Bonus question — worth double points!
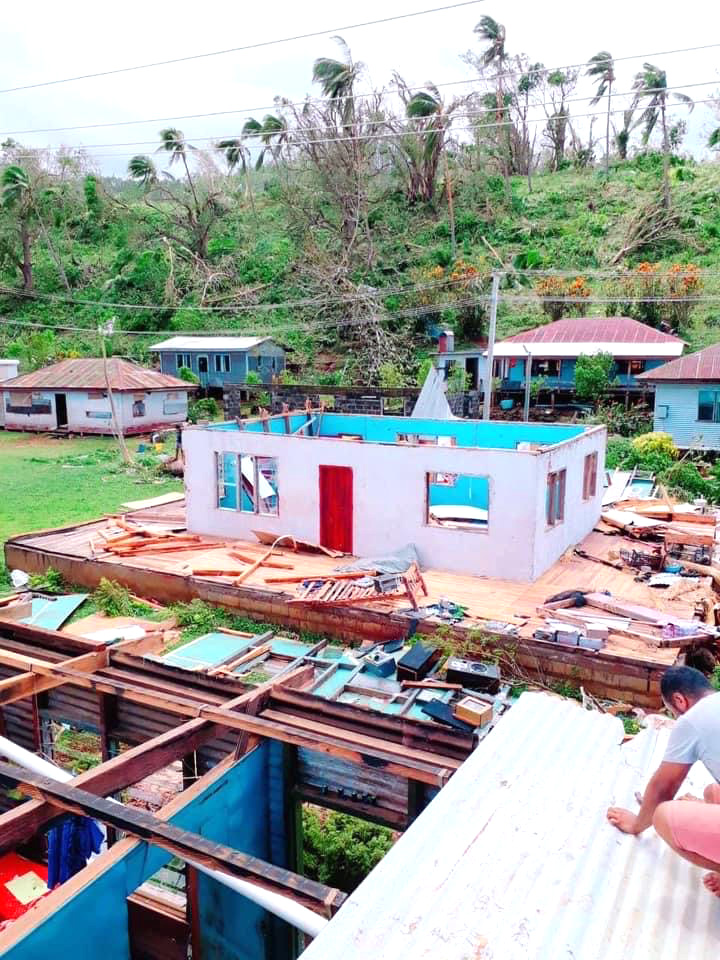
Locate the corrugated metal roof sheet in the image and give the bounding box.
[2,358,194,392]
[149,336,272,351]
[637,343,720,382]
[301,692,720,960]
[500,316,683,345]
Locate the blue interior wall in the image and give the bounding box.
[211,413,584,448]
[428,474,489,510]
[2,745,279,960]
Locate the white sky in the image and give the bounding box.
[1,0,719,176]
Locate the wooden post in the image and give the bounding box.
[100,332,132,465]
[482,272,500,421]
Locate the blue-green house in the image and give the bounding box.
[493,316,684,390]
[637,342,720,449]
[150,336,285,389]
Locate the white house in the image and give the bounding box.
[637,342,720,450]
[2,357,195,435]
[0,358,20,427]
[183,411,606,582]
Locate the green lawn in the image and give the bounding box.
[0,431,182,590]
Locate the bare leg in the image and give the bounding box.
[704,784,720,804]
[653,802,720,896]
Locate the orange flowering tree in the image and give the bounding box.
[533,275,591,321]
[614,262,702,330]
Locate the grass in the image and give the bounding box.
[0,431,181,592]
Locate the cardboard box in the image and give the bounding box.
[454,696,493,728]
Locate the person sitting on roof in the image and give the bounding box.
[607,666,720,897]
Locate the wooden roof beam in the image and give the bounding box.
[0,761,345,918]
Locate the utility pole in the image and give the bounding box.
[483,272,501,421]
[523,346,532,422]
[99,320,131,465]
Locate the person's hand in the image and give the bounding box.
[607,807,640,834]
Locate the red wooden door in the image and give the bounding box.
[319,466,353,553]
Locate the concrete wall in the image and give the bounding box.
[2,389,188,434]
[652,382,720,450]
[531,427,606,578]
[184,420,606,581]
[224,385,418,420]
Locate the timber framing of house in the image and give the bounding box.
[0,616,472,955]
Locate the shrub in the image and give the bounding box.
[245,371,262,386]
[574,352,616,402]
[588,403,654,437]
[605,437,635,469]
[28,567,66,594]
[631,432,678,461]
[659,462,710,499]
[188,396,219,423]
[302,808,394,893]
[178,366,199,384]
[93,578,146,617]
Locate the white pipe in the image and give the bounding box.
[0,735,327,938]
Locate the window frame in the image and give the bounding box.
[582,452,598,500]
[697,390,720,423]
[176,353,192,371]
[425,470,490,532]
[214,354,231,374]
[546,468,567,526]
[531,358,561,378]
[216,452,279,515]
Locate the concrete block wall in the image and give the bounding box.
[223,384,418,419]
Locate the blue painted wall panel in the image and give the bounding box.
[2,746,274,960]
[653,382,720,450]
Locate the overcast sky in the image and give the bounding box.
[2,0,718,176]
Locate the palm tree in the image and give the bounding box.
[474,16,510,195]
[406,86,457,258]
[587,51,615,175]
[127,155,157,187]
[312,36,362,127]
[242,115,288,168]
[217,137,257,217]
[157,127,200,209]
[2,164,71,293]
[633,63,693,209]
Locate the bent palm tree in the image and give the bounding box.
[127,155,157,187]
[242,115,288,168]
[157,127,200,209]
[406,86,457,258]
[217,138,257,217]
[587,51,615,175]
[3,165,70,293]
[633,63,693,208]
[474,16,510,194]
[312,36,363,127]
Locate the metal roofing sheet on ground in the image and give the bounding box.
[1,357,193,392]
[300,692,720,960]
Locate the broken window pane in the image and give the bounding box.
[426,472,488,529]
[546,469,566,525]
[239,454,256,512]
[257,457,279,516]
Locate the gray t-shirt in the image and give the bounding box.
[663,692,720,782]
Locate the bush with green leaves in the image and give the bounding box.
[631,432,678,461]
[574,352,616,402]
[302,807,394,893]
[188,396,220,423]
[588,403,654,438]
[178,366,199,384]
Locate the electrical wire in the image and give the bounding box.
[3,94,713,164]
[0,1,484,95]
[0,73,715,140]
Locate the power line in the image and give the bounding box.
[3,79,713,153]
[3,95,714,164]
[0,1,484,95]
[1,36,717,134]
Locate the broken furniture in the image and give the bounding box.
[291,562,428,610]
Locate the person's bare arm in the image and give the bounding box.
[607,762,691,835]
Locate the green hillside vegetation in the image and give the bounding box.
[1,24,719,381]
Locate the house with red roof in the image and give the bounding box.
[492,316,684,392]
[1,357,195,435]
[636,342,720,449]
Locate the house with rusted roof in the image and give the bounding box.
[492,316,684,392]
[1,357,195,435]
[637,342,720,449]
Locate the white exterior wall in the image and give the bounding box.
[531,427,606,578]
[184,424,606,581]
[2,389,188,433]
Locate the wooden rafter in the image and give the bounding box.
[0,761,345,918]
